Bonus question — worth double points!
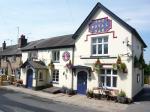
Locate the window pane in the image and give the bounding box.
[100,76,105,87]
[52,70,59,82]
[104,44,108,54]
[113,70,117,75]
[104,37,108,42]
[92,45,96,54]
[98,38,102,43]
[101,69,105,74]
[137,74,140,83]
[98,44,102,54]
[92,38,97,43]
[106,69,111,74]
[106,76,111,87]
[53,52,56,61]
[57,51,60,61]
[113,77,117,87]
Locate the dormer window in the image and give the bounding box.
[91,36,108,56]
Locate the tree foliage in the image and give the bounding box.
[144,63,150,76]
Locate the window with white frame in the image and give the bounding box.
[52,70,59,83]
[137,74,140,83]
[91,36,108,55]
[99,69,117,88]
[39,72,43,81]
[52,51,60,62]
[11,56,16,62]
[28,51,38,60]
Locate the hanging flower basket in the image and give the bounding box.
[121,63,127,73]
[93,59,102,74]
[139,53,145,69]
[134,53,145,69]
[48,60,55,70]
[65,60,73,70]
[115,56,128,73]
[113,64,117,70]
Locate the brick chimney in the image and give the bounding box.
[18,34,27,48]
[2,41,6,50]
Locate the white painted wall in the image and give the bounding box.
[21,48,73,89]
[74,9,133,98]
[132,35,144,97]
[20,7,145,99]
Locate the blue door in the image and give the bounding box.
[26,69,33,88]
[77,71,87,94]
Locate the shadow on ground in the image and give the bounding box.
[134,85,150,102]
[0,88,55,112]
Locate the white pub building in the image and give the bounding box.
[20,3,147,99]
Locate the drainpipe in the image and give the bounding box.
[71,46,75,90]
[35,69,38,90]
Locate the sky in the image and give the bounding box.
[0,0,149,63]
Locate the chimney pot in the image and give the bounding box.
[18,34,27,48]
[2,41,6,50]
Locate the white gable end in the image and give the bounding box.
[74,9,132,61]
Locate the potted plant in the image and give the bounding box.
[48,60,55,70]
[139,53,145,69]
[86,90,93,98]
[93,58,102,74]
[115,56,128,73]
[116,56,122,71]
[66,89,76,96]
[113,64,117,70]
[117,56,122,64]
[5,68,8,76]
[65,60,73,70]
[117,90,127,103]
[121,63,127,73]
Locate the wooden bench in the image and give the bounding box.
[93,87,119,100]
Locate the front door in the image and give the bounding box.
[26,69,33,88]
[77,71,87,94]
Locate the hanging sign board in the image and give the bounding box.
[62,51,70,61]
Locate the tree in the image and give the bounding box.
[144,63,150,76]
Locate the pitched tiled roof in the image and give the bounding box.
[20,60,47,69]
[21,34,75,51]
[0,45,21,56]
[0,34,75,56]
[72,2,147,48]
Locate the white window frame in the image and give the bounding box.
[39,72,43,81]
[52,50,60,62]
[11,56,16,62]
[137,74,140,83]
[52,69,59,83]
[91,36,108,56]
[99,69,117,89]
